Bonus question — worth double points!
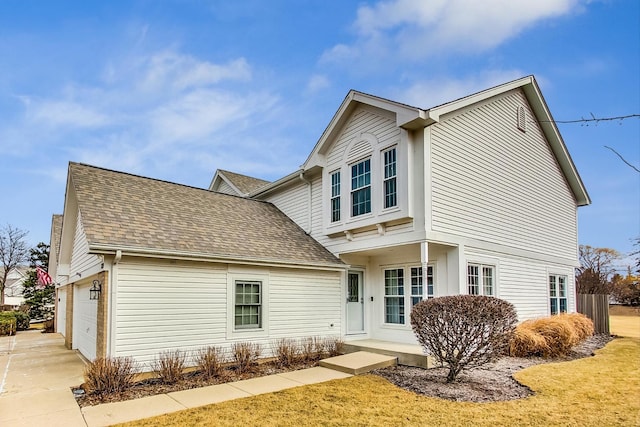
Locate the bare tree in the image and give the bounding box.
[576,245,620,294]
[0,224,29,306]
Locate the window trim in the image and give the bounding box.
[382,146,397,209]
[350,158,372,217]
[549,274,568,315]
[234,280,262,329]
[467,263,496,296]
[330,170,341,223]
[226,271,269,339]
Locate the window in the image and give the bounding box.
[383,147,397,208]
[235,281,261,329]
[351,159,371,216]
[384,268,404,324]
[467,263,495,296]
[549,274,568,315]
[410,266,434,307]
[330,171,341,222]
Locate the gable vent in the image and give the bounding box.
[517,105,527,132]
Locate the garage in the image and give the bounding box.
[56,286,67,336]
[73,281,98,361]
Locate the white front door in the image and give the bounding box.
[346,271,364,334]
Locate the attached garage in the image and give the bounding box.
[56,287,67,336]
[73,281,98,361]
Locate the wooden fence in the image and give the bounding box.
[576,294,610,334]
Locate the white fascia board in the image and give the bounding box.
[249,169,302,198]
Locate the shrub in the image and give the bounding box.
[559,312,594,341]
[272,338,299,368]
[83,357,137,395]
[153,349,186,384]
[325,336,344,357]
[195,346,225,379]
[300,337,316,362]
[0,316,16,336]
[11,312,30,330]
[232,342,261,374]
[510,313,594,358]
[411,295,518,382]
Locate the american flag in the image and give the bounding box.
[36,266,53,289]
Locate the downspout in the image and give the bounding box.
[299,171,312,234]
[107,250,123,357]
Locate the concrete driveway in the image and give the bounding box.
[0,330,86,426]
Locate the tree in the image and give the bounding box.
[631,237,640,275]
[0,225,29,306]
[610,270,640,306]
[575,245,620,294]
[22,243,54,321]
[410,295,518,382]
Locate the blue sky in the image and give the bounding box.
[0,0,638,267]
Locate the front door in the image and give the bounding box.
[346,271,364,334]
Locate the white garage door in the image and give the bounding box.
[56,287,67,336]
[73,283,98,361]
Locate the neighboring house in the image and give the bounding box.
[51,75,590,364]
[2,266,29,308]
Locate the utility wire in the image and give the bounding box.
[550,113,639,124]
[604,146,640,173]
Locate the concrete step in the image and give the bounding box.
[319,351,396,375]
[342,340,437,369]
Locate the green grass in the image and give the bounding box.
[118,316,640,426]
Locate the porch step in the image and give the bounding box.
[342,339,437,369]
[319,351,396,375]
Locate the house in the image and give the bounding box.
[51,75,590,364]
[2,266,29,308]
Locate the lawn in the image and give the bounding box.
[118,316,640,426]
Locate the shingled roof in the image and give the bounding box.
[218,170,270,195]
[67,163,343,268]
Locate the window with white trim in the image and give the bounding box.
[351,158,371,217]
[467,263,495,296]
[330,170,340,222]
[384,268,404,324]
[549,274,567,315]
[383,147,397,209]
[235,280,261,329]
[410,265,435,307]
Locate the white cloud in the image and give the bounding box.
[306,74,331,93]
[26,100,110,129]
[323,0,584,63]
[396,69,526,108]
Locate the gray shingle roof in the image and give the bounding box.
[68,163,343,268]
[51,214,63,258]
[218,170,270,195]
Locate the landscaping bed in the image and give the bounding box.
[372,333,612,402]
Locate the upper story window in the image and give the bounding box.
[330,171,341,222]
[351,158,371,217]
[383,147,397,209]
[549,274,567,314]
[467,263,495,296]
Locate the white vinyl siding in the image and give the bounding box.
[70,211,102,278]
[430,90,578,260]
[263,180,309,231]
[113,259,342,366]
[215,180,237,196]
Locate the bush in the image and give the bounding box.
[153,349,186,384]
[232,342,261,374]
[195,346,225,379]
[272,338,299,368]
[510,313,594,358]
[83,357,137,395]
[11,312,30,330]
[0,316,16,336]
[300,337,315,362]
[325,336,344,357]
[411,295,518,382]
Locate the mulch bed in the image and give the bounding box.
[74,360,320,408]
[372,334,613,402]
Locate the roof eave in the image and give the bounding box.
[88,243,347,271]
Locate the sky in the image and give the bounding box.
[0,0,638,269]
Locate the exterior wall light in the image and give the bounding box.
[90,280,102,300]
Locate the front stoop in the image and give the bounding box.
[342,340,437,369]
[319,351,396,375]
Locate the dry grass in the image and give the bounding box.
[512,315,580,357]
[610,314,640,339]
[509,326,549,357]
[117,327,639,426]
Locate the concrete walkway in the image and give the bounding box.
[0,331,353,427]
